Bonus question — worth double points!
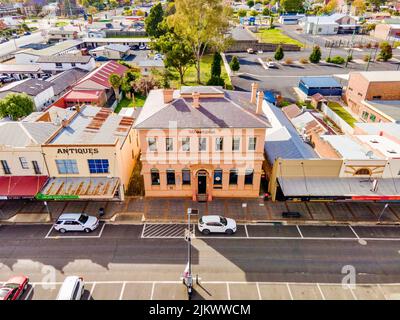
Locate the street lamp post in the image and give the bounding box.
[184,208,198,299]
[378,203,389,223]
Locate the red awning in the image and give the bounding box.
[0,176,49,197]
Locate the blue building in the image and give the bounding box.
[298,76,343,96]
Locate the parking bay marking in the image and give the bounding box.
[45,223,106,239]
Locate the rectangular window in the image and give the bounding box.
[181,137,190,152]
[151,169,160,185]
[372,95,382,99]
[213,170,223,187]
[215,137,223,151]
[245,169,254,185]
[166,170,175,185]
[88,159,109,174]
[32,161,41,174]
[1,160,11,174]
[166,138,173,152]
[369,114,376,122]
[248,137,256,151]
[147,137,157,152]
[361,111,369,120]
[229,169,238,185]
[199,137,207,151]
[232,137,240,151]
[55,159,79,174]
[182,169,191,185]
[19,157,29,169]
[55,62,62,68]
[71,62,76,67]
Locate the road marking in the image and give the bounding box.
[286,283,294,300]
[140,224,146,238]
[119,282,126,300]
[88,282,96,300]
[244,225,249,238]
[226,283,231,300]
[24,284,34,300]
[150,282,155,300]
[44,226,54,239]
[316,283,325,300]
[296,225,304,238]
[98,223,106,238]
[349,226,360,239]
[348,285,358,300]
[256,282,262,300]
[45,223,106,239]
[377,284,388,300]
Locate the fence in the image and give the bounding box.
[320,102,354,135]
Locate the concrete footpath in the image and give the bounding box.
[1,197,400,225]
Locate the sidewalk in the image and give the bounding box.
[1,197,400,225]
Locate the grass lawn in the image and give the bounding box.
[55,21,69,27]
[327,101,357,128]
[170,54,233,90]
[114,94,146,114]
[255,28,304,47]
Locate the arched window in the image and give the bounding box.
[354,168,371,175]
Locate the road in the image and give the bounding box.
[0,32,45,57]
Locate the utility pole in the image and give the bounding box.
[378,203,389,223]
[184,208,198,299]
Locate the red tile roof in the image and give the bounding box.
[0,176,49,197]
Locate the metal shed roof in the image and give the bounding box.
[300,76,342,88]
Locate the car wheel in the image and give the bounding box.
[225,229,234,235]
[202,229,210,235]
[59,228,66,233]
[84,228,91,233]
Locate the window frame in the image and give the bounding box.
[166,169,176,185]
[150,169,160,186]
[182,169,191,185]
[147,137,157,152]
[248,137,257,151]
[19,157,29,169]
[232,137,241,151]
[244,169,254,185]
[88,159,109,174]
[166,137,173,152]
[229,169,238,185]
[181,137,190,152]
[55,159,79,174]
[198,137,207,152]
[215,137,223,151]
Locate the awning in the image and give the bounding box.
[37,177,120,200]
[0,176,49,198]
[278,177,400,198]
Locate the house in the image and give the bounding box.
[134,84,270,201]
[345,71,400,123]
[138,59,165,76]
[298,77,343,96]
[89,44,131,60]
[36,54,96,73]
[47,28,83,43]
[0,79,55,110]
[279,14,305,25]
[0,64,47,80]
[299,14,360,35]
[373,23,400,40]
[47,69,88,99]
[39,105,139,201]
[15,40,84,64]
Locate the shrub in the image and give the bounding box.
[284,58,293,64]
[206,76,225,86]
[378,41,393,61]
[229,55,240,72]
[330,56,345,64]
[309,45,322,63]
[299,57,309,64]
[366,42,372,49]
[347,55,353,62]
[363,54,371,62]
[326,57,331,63]
[274,45,284,61]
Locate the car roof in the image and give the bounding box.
[6,276,26,285]
[57,276,80,299]
[201,215,222,222]
[58,213,83,220]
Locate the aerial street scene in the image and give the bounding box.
[1,0,400,312]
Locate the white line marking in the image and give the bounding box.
[24,284,34,300]
[377,284,388,300]
[140,224,146,238]
[150,282,155,300]
[88,282,96,300]
[46,223,106,239]
[226,283,231,300]
[317,283,325,300]
[244,225,249,238]
[286,283,294,300]
[119,282,126,300]
[296,225,304,238]
[44,225,54,239]
[97,223,106,238]
[349,226,360,239]
[256,282,262,300]
[348,286,358,300]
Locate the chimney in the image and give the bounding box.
[256,91,264,115]
[76,105,80,113]
[250,82,258,104]
[163,88,174,104]
[192,92,200,108]
[61,119,68,128]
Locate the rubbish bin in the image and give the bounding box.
[99,207,105,217]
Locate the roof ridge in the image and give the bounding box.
[19,122,38,144]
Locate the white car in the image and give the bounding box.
[54,213,99,233]
[139,44,146,50]
[266,61,276,68]
[56,276,84,300]
[198,215,237,235]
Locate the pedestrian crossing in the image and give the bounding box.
[141,224,193,238]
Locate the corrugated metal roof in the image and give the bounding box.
[300,76,342,88]
[0,122,60,146]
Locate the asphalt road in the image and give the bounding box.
[0,32,45,57]
[1,223,400,287]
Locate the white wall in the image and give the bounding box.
[33,86,55,110]
[37,59,96,72]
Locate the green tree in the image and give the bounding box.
[309,45,322,63]
[229,55,240,73]
[0,93,34,120]
[280,0,304,12]
[168,0,232,84]
[109,73,122,101]
[378,42,392,61]
[250,10,259,16]
[145,3,165,38]
[211,52,222,78]
[151,31,195,84]
[274,45,284,61]
[262,7,271,16]
[247,0,255,7]
[237,9,247,17]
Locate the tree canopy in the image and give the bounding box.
[280,0,304,12]
[0,93,34,120]
[145,3,165,38]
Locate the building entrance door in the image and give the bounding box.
[197,171,207,195]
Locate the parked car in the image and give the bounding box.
[139,44,146,50]
[0,38,7,44]
[266,61,276,68]
[95,56,109,61]
[11,34,19,39]
[0,75,15,83]
[56,276,84,300]
[23,31,31,36]
[0,276,29,301]
[154,53,163,61]
[54,213,99,233]
[247,48,255,54]
[198,215,237,235]
[41,74,51,80]
[130,44,139,50]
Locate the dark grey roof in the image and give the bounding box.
[134,88,271,129]
[36,54,92,63]
[48,69,88,96]
[4,79,53,96]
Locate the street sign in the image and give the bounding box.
[187,208,199,215]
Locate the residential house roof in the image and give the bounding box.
[0,78,53,97]
[36,54,93,64]
[17,40,82,57]
[48,69,88,96]
[282,104,302,119]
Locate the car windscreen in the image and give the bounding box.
[78,214,89,224]
[220,217,227,226]
[0,288,10,298]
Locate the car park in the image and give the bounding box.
[0,75,15,83]
[198,215,237,235]
[54,213,99,233]
[247,48,255,54]
[56,276,84,300]
[0,276,29,301]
